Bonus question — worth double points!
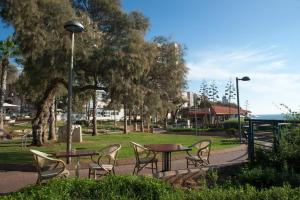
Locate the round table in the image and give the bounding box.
[145,144,191,172]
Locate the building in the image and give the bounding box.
[182,91,198,108]
[88,90,124,121]
[187,104,250,125]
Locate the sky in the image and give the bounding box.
[1,0,300,114]
[122,0,300,115]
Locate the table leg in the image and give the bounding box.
[75,157,80,178]
[162,152,171,171]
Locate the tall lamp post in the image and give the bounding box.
[236,76,250,143]
[64,21,84,163]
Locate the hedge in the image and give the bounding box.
[223,118,245,130]
[2,176,300,200]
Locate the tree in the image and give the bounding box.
[142,37,187,128]
[208,80,219,102]
[0,36,19,129]
[224,79,236,104]
[0,0,96,145]
[224,79,236,117]
[199,80,209,98]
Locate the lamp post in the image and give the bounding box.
[64,21,84,164]
[236,76,250,143]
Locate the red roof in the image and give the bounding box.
[188,105,249,116]
[212,105,248,115]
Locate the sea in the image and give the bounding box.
[250,114,285,120]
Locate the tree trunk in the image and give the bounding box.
[147,116,150,133]
[128,109,132,125]
[85,102,89,121]
[87,101,91,123]
[114,108,116,129]
[48,98,56,140]
[140,105,144,132]
[20,96,24,116]
[92,89,97,136]
[165,111,169,129]
[54,98,57,137]
[0,58,8,129]
[123,103,128,134]
[31,79,64,146]
[134,115,137,131]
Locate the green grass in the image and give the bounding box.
[8,122,32,131]
[0,132,240,164]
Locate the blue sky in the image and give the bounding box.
[123,0,300,114]
[1,0,300,114]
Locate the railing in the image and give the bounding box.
[246,119,300,162]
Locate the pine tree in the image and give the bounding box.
[224,80,236,104]
[208,80,219,102]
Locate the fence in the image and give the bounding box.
[246,119,300,162]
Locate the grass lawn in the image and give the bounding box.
[0,132,240,164]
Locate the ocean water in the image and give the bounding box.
[251,114,284,120]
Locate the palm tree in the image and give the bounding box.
[0,36,19,128]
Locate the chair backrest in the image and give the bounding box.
[98,144,121,165]
[192,140,212,160]
[30,149,54,173]
[130,141,149,163]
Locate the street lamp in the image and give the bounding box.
[64,20,84,163]
[236,76,250,143]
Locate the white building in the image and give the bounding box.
[89,90,124,121]
[182,91,198,108]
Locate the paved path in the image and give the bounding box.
[0,145,247,194]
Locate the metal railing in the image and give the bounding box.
[246,119,300,162]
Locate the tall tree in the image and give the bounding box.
[142,37,187,127]
[0,36,19,129]
[199,79,209,101]
[224,79,236,105]
[208,80,219,102]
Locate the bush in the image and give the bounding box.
[186,185,300,200]
[254,126,300,174]
[223,118,245,130]
[2,176,181,200]
[2,176,300,200]
[280,127,300,173]
[75,120,90,127]
[237,166,300,188]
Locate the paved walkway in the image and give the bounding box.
[0,145,247,195]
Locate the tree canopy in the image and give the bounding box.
[0,0,188,145]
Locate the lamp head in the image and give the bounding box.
[240,76,250,81]
[64,21,84,33]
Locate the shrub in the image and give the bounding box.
[223,118,245,130]
[186,184,300,200]
[2,176,182,200]
[280,127,300,173]
[2,176,300,200]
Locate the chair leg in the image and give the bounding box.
[36,177,41,185]
[112,167,115,175]
[88,169,91,179]
[133,165,137,175]
[93,169,97,180]
[186,159,189,168]
[151,163,154,174]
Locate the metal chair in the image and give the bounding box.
[88,144,121,179]
[186,140,211,168]
[30,149,69,184]
[130,141,158,175]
